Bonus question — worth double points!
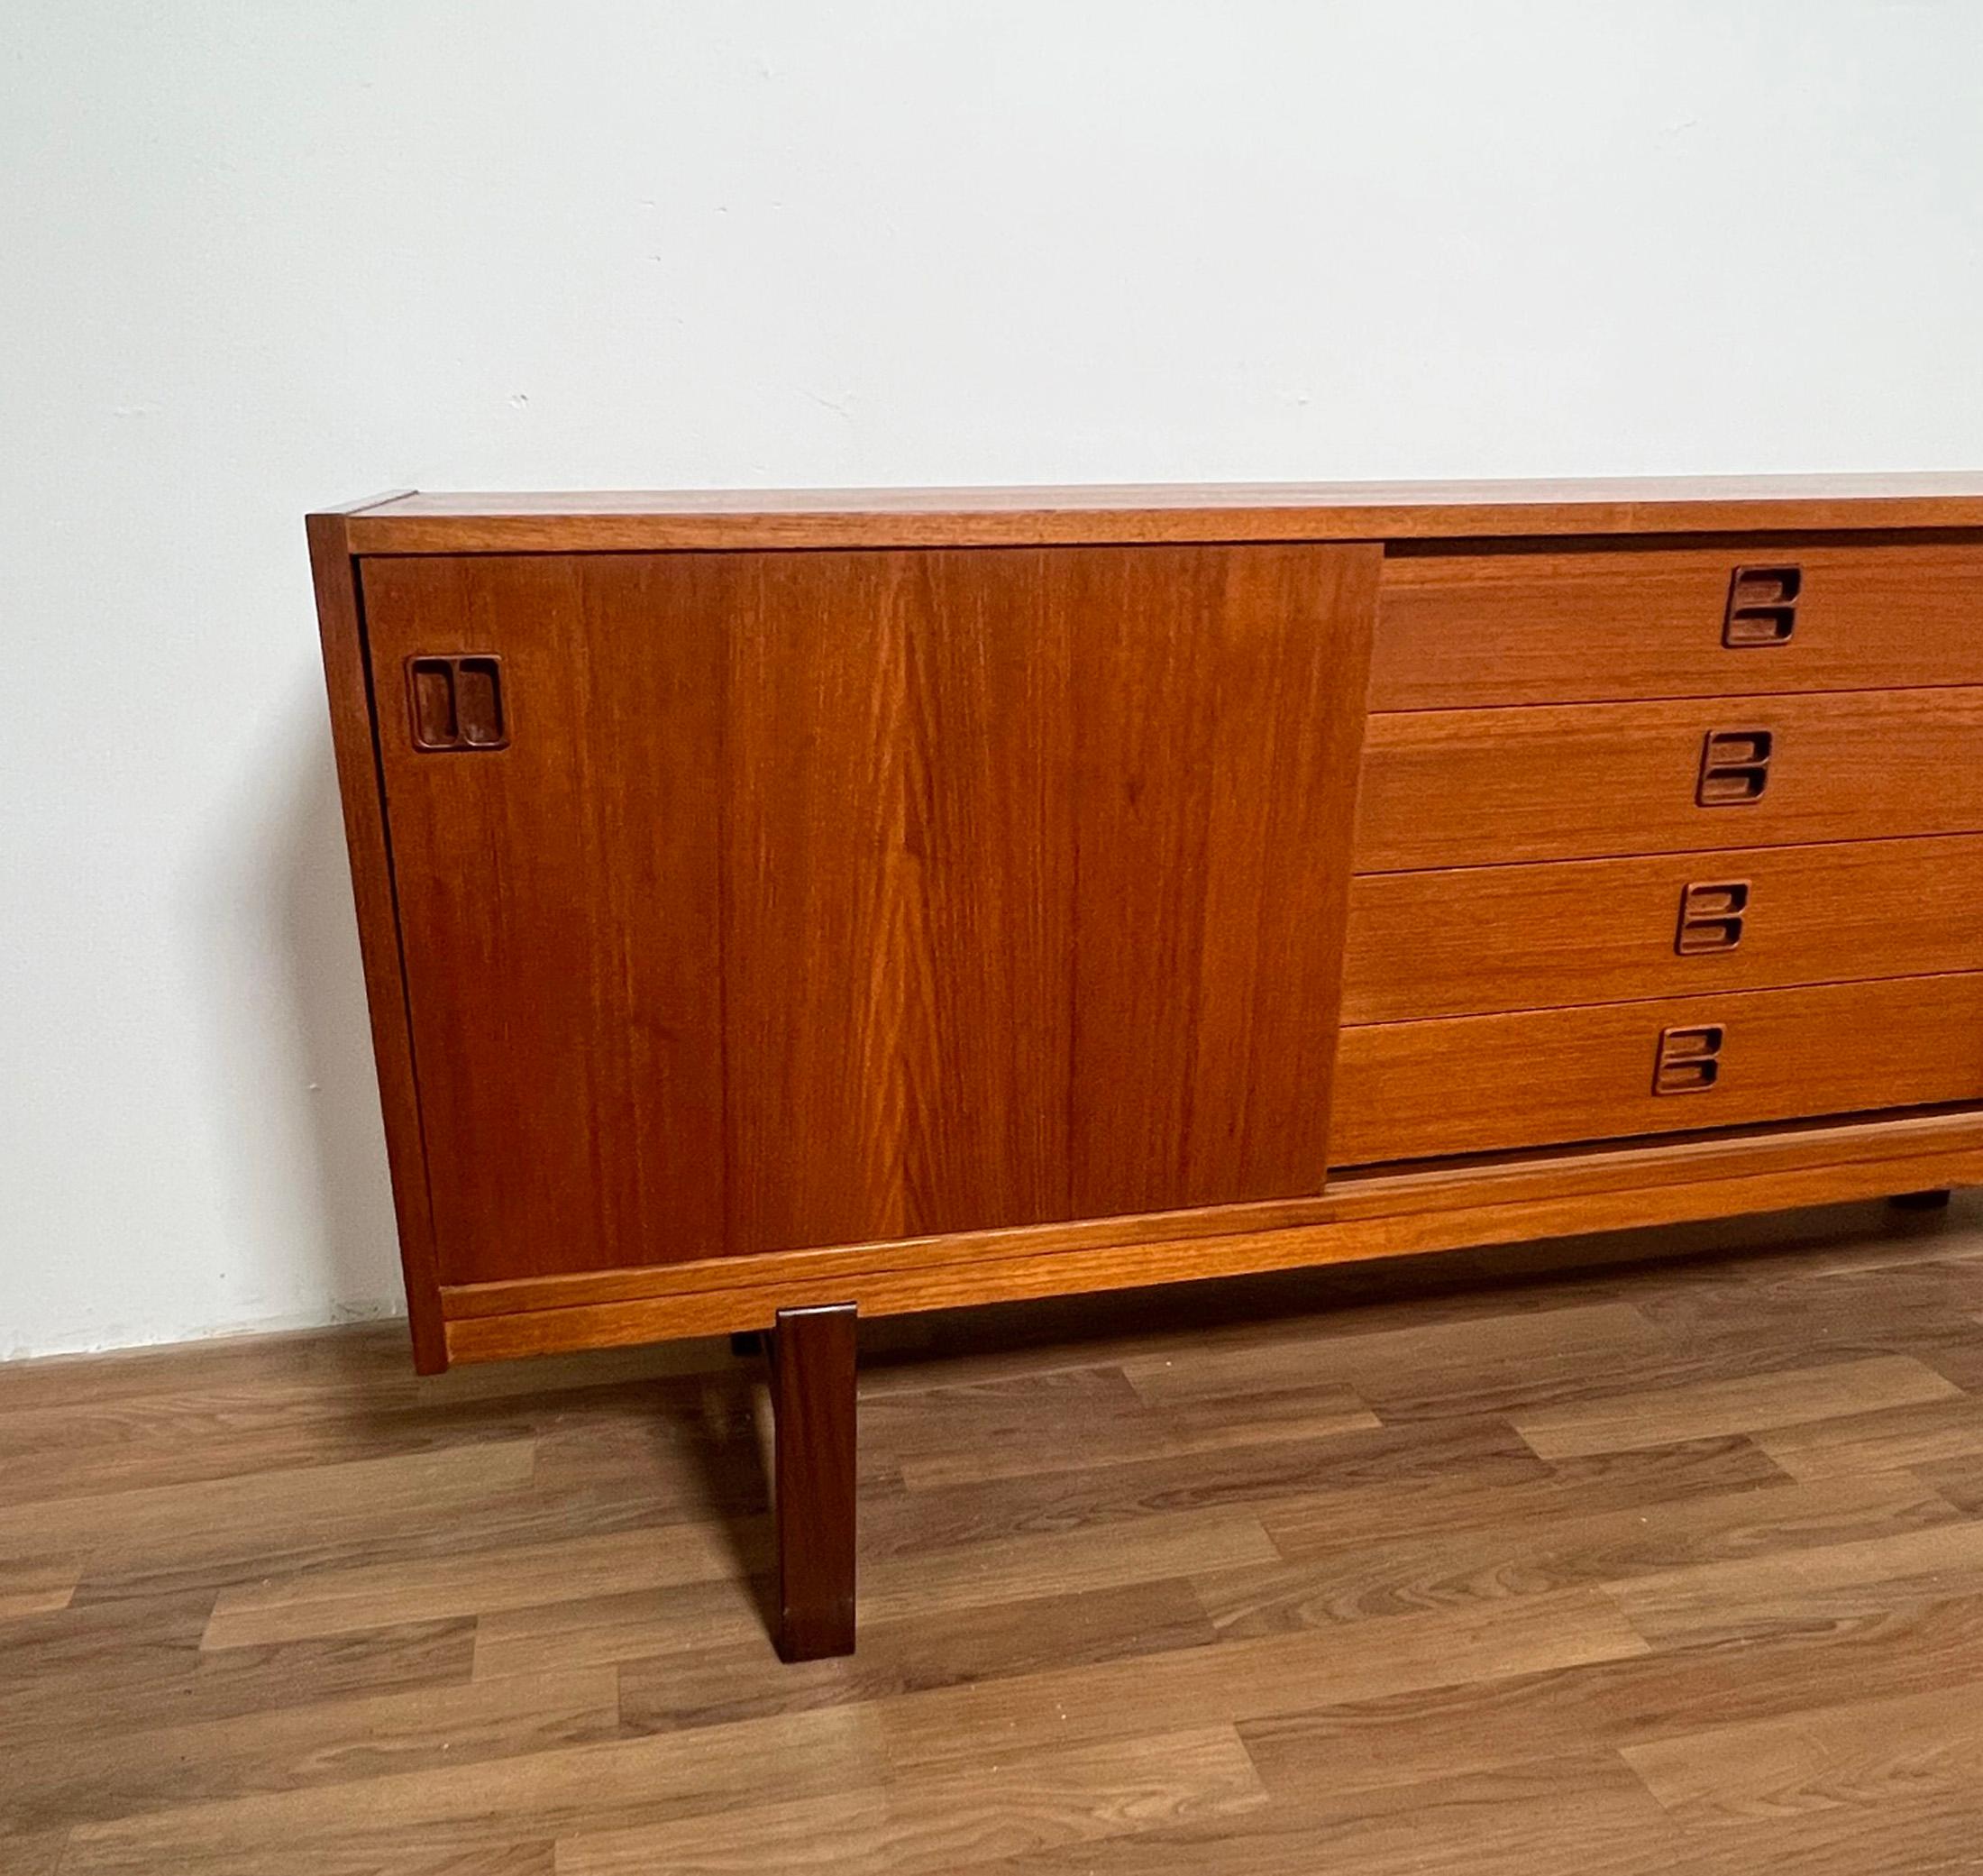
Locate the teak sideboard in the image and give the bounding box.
[311,476,1983,1660]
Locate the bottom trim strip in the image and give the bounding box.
[442,1113,1982,1363]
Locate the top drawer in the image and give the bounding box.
[1372,544,1983,709]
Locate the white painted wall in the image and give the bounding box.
[4,2,1980,1359]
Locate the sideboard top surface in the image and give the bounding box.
[327,473,1983,554]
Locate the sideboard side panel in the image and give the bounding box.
[309,517,449,1368]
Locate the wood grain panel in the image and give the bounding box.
[615,1579,1217,1735]
[907,556,1074,1231]
[0,1613,476,1755]
[1374,544,1983,709]
[772,1302,858,1661]
[58,1707,888,1874]
[1222,1474,1952,1636]
[555,1726,1267,1876]
[0,1556,81,1620]
[438,1107,1983,1323]
[1509,1355,1960,1460]
[21,1193,1983,1868]
[726,543,1375,1249]
[361,554,727,1285]
[1611,1517,1983,1648]
[1065,544,1376,1215]
[1069,1754,1708,1876]
[1343,835,1983,1022]
[720,552,924,1251]
[1640,1788,1983,1876]
[200,1521,754,1652]
[1236,1594,1983,1813]
[1621,1679,1983,1828]
[873,1587,1648,1771]
[1755,1393,1983,1480]
[0,1666,619,1836]
[1355,688,1983,871]
[443,1123,1983,1356]
[308,512,446,1370]
[369,545,1375,1281]
[1332,974,1983,1165]
[332,474,1983,554]
[722,550,1076,1249]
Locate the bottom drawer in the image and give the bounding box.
[1331,973,1983,1166]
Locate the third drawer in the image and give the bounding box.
[1355,687,1983,871]
[1331,973,1983,1167]
[1343,833,1983,1023]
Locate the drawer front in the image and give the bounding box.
[1343,835,1983,1023]
[1355,688,1983,872]
[1373,544,1983,709]
[1332,975,1983,1166]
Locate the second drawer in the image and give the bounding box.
[1356,687,1983,870]
[1343,834,1983,1022]
[1331,973,1983,1167]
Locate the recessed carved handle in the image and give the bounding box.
[1697,729,1773,805]
[408,655,507,751]
[1724,565,1801,646]
[1654,1024,1724,1094]
[1676,880,1750,954]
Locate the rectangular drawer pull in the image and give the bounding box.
[1697,728,1773,805]
[408,654,507,751]
[1723,565,1802,646]
[1654,1023,1724,1094]
[1676,879,1750,954]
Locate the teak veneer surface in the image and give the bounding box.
[1342,834,1983,1022]
[312,480,1982,1664]
[362,544,1375,1285]
[317,495,1983,1351]
[306,513,445,1370]
[10,1197,1983,1872]
[440,1112,1983,1359]
[1372,543,1983,709]
[1332,974,1983,1166]
[338,472,1983,552]
[1354,687,1983,871]
[436,1109,1983,1321]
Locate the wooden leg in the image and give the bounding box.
[1890,1188,1954,1212]
[729,1330,763,1359]
[771,1302,857,1661]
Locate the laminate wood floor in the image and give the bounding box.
[8,1195,1983,1873]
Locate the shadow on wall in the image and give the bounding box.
[279,718,406,1316]
[188,682,406,1335]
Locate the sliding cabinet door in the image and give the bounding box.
[363,544,1376,1284]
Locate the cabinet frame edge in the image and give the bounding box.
[308,508,449,1372]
